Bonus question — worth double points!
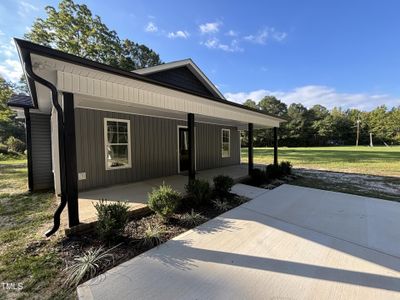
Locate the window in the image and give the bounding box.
[221,129,230,158]
[104,118,131,170]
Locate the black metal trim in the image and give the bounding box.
[248,123,254,174]
[64,92,80,227]
[273,127,278,166]
[24,108,34,191]
[14,38,286,122]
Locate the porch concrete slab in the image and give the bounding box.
[231,183,269,199]
[242,184,400,258]
[77,185,400,300]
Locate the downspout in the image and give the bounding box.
[23,60,68,237]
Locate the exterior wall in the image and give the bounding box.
[75,108,240,191]
[144,67,215,98]
[30,113,53,190]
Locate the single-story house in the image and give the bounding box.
[8,38,285,236]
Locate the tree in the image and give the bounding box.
[258,96,287,117]
[243,99,258,109]
[25,0,162,71]
[0,77,25,143]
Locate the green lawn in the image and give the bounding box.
[241,146,400,177]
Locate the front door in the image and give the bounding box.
[178,127,189,172]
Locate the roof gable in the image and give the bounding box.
[7,94,33,108]
[134,59,225,100]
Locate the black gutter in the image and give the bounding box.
[24,108,34,191]
[18,43,68,237]
[14,38,287,123]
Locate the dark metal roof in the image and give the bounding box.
[7,94,34,108]
[14,38,287,122]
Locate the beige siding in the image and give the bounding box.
[75,108,240,191]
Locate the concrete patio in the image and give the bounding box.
[78,184,400,299]
[77,164,249,223]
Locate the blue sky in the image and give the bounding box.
[1,0,399,110]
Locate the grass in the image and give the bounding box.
[0,157,71,299]
[241,146,400,177]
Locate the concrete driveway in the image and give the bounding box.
[78,184,400,300]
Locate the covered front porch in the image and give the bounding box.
[75,164,250,224]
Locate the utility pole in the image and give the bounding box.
[369,132,373,147]
[356,119,360,146]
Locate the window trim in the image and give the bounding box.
[221,128,231,158]
[104,117,132,170]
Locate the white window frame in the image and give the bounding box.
[177,125,197,173]
[221,128,231,158]
[104,118,132,170]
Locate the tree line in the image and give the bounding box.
[242,96,400,147]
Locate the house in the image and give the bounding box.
[8,38,285,235]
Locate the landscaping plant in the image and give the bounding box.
[180,209,207,227]
[249,168,267,186]
[211,199,231,212]
[148,183,181,221]
[139,223,164,248]
[64,245,118,287]
[94,200,129,242]
[213,175,234,198]
[280,161,292,175]
[185,179,211,207]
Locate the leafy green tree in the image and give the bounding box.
[243,99,258,109]
[258,96,287,117]
[25,0,162,71]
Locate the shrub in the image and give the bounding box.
[249,168,267,186]
[65,244,118,287]
[5,136,25,153]
[280,161,292,175]
[180,209,207,227]
[94,200,129,241]
[138,223,164,248]
[148,183,181,220]
[185,179,211,207]
[213,175,234,198]
[265,164,283,179]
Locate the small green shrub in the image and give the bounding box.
[265,164,283,179]
[5,136,25,153]
[94,200,129,241]
[139,224,164,248]
[185,179,211,207]
[65,245,118,287]
[148,183,181,220]
[180,209,207,227]
[213,175,234,198]
[249,168,267,186]
[280,161,292,175]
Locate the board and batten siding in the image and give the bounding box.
[30,113,53,190]
[75,108,240,191]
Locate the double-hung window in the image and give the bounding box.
[104,118,131,170]
[221,129,231,158]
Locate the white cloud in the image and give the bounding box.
[226,30,238,37]
[203,38,243,52]
[224,85,400,111]
[145,22,158,33]
[0,30,4,36]
[167,30,190,39]
[0,38,17,58]
[244,27,287,44]
[17,1,39,17]
[0,59,23,82]
[199,22,221,34]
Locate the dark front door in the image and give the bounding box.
[178,127,189,172]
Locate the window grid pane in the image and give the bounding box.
[105,119,130,169]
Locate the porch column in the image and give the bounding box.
[63,92,79,227]
[188,113,195,182]
[273,127,278,166]
[248,123,254,175]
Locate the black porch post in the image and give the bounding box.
[188,113,195,182]
[273,127,278,166]
[63,92,79,227]
[24,108,33,192]
[248,123,254,175]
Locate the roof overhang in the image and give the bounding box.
[14,38,286,128]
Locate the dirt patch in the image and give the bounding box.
[294,168,400,200]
